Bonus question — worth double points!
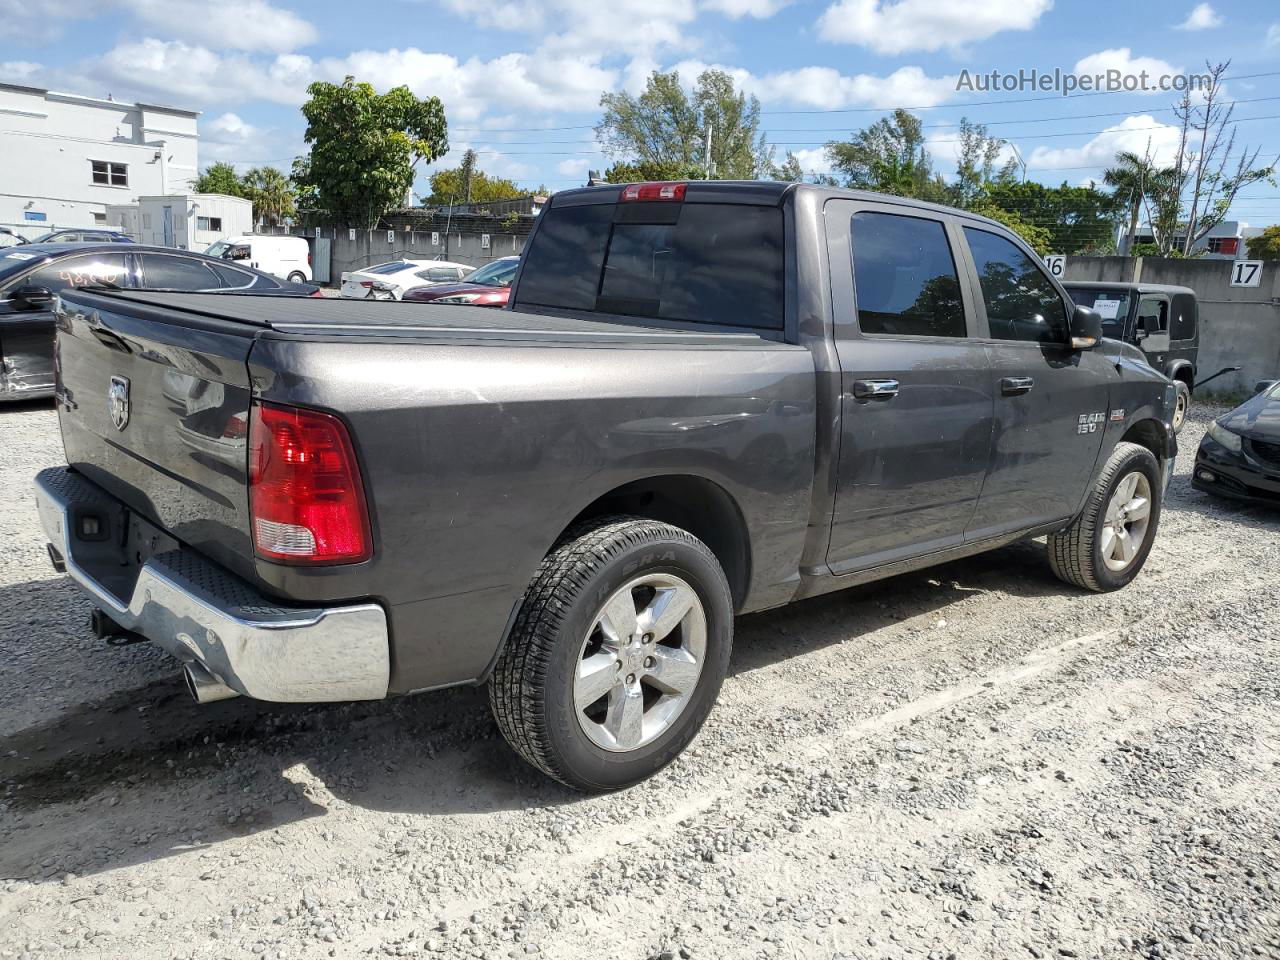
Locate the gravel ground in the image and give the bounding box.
[1,399,1278,960]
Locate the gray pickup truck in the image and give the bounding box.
[35,181,1177,791]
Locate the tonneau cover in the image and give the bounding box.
[81,290,770,344]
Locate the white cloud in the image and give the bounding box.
[434,0,697,57]
[1025,115,1184,171]
[119,0,317,52]
[787,147,832,176]
[1072,48,1182,94]
[205,112,258,143]
[0,60,43,83]
[701,0,790,19]
[1267,23,1280,46]
[1174,3,1221,30]
[669,59,956,109]
[816,0,1052,54]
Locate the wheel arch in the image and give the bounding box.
[1167,360,1194,389]
[1120,418,1171,462]
[561,474,752,612]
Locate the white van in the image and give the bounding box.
[206,235,312,283]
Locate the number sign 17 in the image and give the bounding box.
[1230,260,1263,287]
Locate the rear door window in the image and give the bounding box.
[849,212,965,338]
[516,201,784,330]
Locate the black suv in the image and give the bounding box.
[1063,282,1198,432]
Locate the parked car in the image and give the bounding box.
[1062,282,1198,433]
[206,235,312,283]
[0,243,318,401]
[402,255,518,307]
[0,226,28,248]
[31,229,134,244]
[35,181,1177,792]
[339,260,471,300]
[1193,378,1280,504]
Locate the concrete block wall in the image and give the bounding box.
[1063,256,1280,397]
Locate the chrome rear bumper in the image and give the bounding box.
[34,467,390,702]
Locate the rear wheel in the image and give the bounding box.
[488,517,733,792]
[1172,381,1191,434]
[1048,441,1162,592]
[287,271,307,284]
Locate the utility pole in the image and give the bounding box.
[704,123,714,180]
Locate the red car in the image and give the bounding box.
[402,255,518,306]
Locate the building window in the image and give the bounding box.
[1207,237,1239,255]
[142,214,152,229]
[91,160,128,187]
[196,216,223,232]
[92,212,106,223]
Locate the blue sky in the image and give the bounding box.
[2,0,1278,224]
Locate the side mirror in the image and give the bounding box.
[9,285,55,311]
[1069,304,1103,350]
[1256,380,1277,395]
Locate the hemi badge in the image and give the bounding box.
[1110,409,1126,422]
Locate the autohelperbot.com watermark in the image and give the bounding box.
[956,68,1213,97]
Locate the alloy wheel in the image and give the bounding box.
[573,574,706,752]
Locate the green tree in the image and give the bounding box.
[767,151,805,183]
[1103,150,1157,255]
[1246,225,1280,260]
[425,161,524,205]
[193,161,244,197]
[294,76,448,228]
[986,181,1121,255]
[968,200,1053,257]
[596,69,770,180]
[240,166,296,226]
[824,109,948,202]
[950,118,1018,210]
[601,160,705,183]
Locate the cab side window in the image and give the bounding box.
[1136,298,1168,335]
[963,227,1069,344]
[19,254,129,293]
[850,212,966,338]
[138,254,220,290]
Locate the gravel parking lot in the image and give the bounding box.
[1,399,1277,960]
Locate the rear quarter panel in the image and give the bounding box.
[248,335,818,693]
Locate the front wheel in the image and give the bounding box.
[287,271,307,284]
[1048,441,1163,592]
[488,517,733,792]
[1172,381,1191,434]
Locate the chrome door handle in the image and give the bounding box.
[850,379,900,401]
[1000,376,1035,396]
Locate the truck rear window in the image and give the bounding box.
[516,202,784,330]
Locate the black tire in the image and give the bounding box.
[488,517,733,792]
[287,271,307,284]
[1172,381,1191,434]
[1048,441,1163,592]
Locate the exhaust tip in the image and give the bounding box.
[183,663,239,704]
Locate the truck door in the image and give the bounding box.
[823,201,994,574]
[957,226,1111,537]
[1135,293,1172,373]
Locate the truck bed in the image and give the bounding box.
[83,290,774,346]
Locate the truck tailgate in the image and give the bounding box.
[55,290,259,581]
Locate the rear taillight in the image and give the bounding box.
[620,182,686,202]
[248,402,372,565]
[359,281,373,288]
[308,289,324,297]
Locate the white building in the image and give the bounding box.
[1128,219,1256,259]
[106,193,253,251]
[0,82,199,239]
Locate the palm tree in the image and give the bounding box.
[241,167,297,227]
[1103,151,1155,256]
